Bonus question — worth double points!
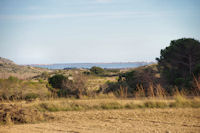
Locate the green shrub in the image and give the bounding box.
[48,74,67,89]
[38,78,45,83]
[83,71,91,75]
[90,66,105,75]
[8,76,19,82]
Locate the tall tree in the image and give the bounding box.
[156,38,200,88]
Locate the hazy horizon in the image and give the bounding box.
[28,61,154,65]
[0,0,200,64]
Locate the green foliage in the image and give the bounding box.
[103,81,120,94]
[90,66,105,75]
[194,64,200,77]
[38,102,85,112]
[25,93,39,100]
[105,69,120,73]
[41,72,49,79]
[62,74,87,98]
[48,74,67,89]
[0,77,50,100]
[144,101,168,108]
[124,103,139,109]
[174,78,185,86]
[100,102,123,109]
[83,71,91,75]
[156,38,200,89]
[103,65,159,97]
[38,78,45,83]
[8,76,19,82]
[48,74,87,98]
[119,71,137,89]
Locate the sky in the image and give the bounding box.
[0,0,200,64]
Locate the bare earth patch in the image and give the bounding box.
[0,108,200,133]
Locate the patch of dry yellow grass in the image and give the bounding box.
[0,108,200,133]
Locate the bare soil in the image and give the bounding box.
[0,108,200,133]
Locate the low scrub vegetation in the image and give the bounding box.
[48,73,87,98]
[0,76,51,100]
[0,104,49,125]
[29,96,200,112]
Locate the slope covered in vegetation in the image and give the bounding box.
[0,57,51,79]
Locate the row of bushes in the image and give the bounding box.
[83,66,120,76]
[102,77,200,98]
[1,71,199,101]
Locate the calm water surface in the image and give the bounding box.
[31,62,153,69]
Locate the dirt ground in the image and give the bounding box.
[0,108,200,133]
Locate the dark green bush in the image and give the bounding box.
[48,74,67,89]
[90,66,105,75]
[83,71,91,75]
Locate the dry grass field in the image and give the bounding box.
[0,98,200,133]
[0,108,200,133]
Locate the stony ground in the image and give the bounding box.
[0,108,200,133]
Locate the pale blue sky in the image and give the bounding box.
[0,0,200,64]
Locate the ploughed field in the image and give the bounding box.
[1,108,200,133]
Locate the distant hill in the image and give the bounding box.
[0,57,50,79]
[0,57,15,65]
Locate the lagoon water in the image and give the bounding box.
[31,62,153,69]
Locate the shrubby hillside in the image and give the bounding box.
[0,57,51,79]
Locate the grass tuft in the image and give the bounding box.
[100,102,123,109]
[144,101,168,108]
[170,95,191,108]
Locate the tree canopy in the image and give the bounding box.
[156,38,200,88]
